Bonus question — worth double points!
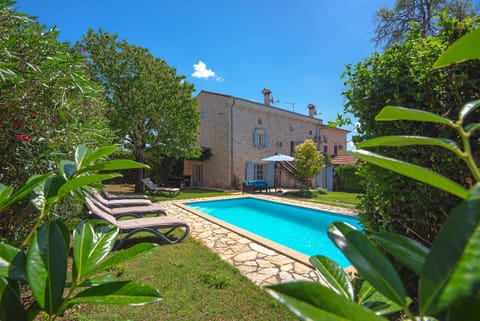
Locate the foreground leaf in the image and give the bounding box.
[26,221,67,313]
[0,174,51,210]
[73,221,118,282]
[68,281,162,306]
[350,149,469,200]
[266,281,386,321]
[55,173,121,199]
[0,277,27,321]
[0,243,27,281]
[433,29,480,68]
[328,222,407,308]
[81,145,119,168]
[357,136,461,157]
[77,160,149,175]
[309,255,354,300]
[373,232,429,275]
[458,99,480,123]
[375,106,454,126]
[420,199,480,315]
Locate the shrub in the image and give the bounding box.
[333,164,365,193]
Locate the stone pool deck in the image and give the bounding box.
[160,194,357,287]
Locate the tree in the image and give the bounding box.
[0,1,112,186]
[0,0,112,240]
[79,30,200,192]
[373,0,477,48]
[294,139,324,190]
[342,16,480,246]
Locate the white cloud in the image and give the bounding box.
[192,60,223,81]
[347,141,356,151]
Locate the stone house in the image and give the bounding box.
[183,89,349,190]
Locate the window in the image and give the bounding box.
[253,129,268,147]
[258,118,262,125]
[309,130,313,135]
[254,163,264,180]
[323,145,328,153]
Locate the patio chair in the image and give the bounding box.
[142,177,180,196]
[85,198,189,249]
[91,189,152,208]
[87,195,167,217]
[102,190,149,200]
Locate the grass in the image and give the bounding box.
[283,190,361,209]
[149,188,235,201]
[70,237,298,321]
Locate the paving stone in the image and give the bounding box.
[233,251,259,262]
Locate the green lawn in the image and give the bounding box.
[149,188,235,201]
[70,237,298,321]
[283,191,361,209]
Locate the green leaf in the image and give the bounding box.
[458,99,480,124]
[55,173,121,199]
[0,185,13,208]
[0,243,27,281]
[0,174,51,210]
[420,199,480,315]
[59,160,77,180]
[87,243,158,277]
[433,29,480,68]
[26,221,68,313]
[328,222,407,308]
[350,149,469,200]
[309,255,354,300]
[68,281,162,306]
[356,136,462,157]
[357,280,377,304]
[77,160,149,175]
[266,281,387,321]
[0,277,27,321]
[81,273,116,286]
[73,221,118,282]
[361,283,410,316]
[81,145,119,167]
[75,144,88,168]
[373,232,429,275]
[375,106,454,126]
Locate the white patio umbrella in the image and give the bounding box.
[261,153,294,192]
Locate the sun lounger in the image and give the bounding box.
[87,195,167,217]
[91,189,152,208]
[142,178,180,196]
[102,190,149,200]
[85,198,189,248]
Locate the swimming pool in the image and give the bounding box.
[183,197,361,268]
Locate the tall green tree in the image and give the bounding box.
[294,139,324,190]
[79,30,200,192]
[373,0,477,48]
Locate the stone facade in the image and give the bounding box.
[184,90,349,189]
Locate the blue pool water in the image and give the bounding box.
[185,197,361,268]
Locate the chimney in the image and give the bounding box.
[308,103,317,117]
[262,88,272,106]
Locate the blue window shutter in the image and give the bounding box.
[264,132,269,147]
[246,161,254,180]
[253,130,259,146]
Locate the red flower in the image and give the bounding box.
[31,113,38,119]
[15,134,30,142]
[33,125,39,132]
[14,119,21,127]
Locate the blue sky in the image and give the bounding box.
[16,0,395,148]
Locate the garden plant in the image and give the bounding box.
[0,145,163,320]
[266,28,480,321]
